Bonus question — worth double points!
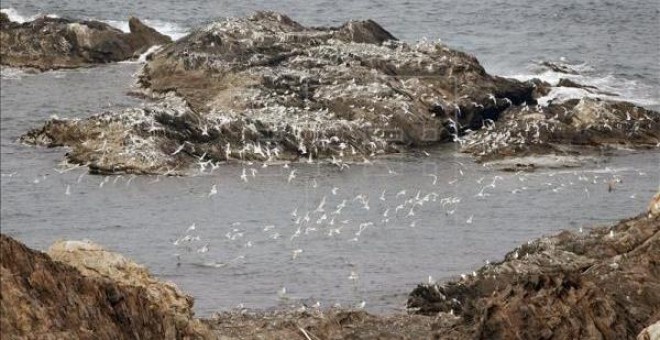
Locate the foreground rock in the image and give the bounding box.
[21,11,536,174]
[0,14,171,70]
[408,194,660,339]
[0,234,212,339]
[460,97,660,168]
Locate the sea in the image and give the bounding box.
[1,1,658,315]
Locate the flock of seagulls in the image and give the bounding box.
[4,152,652,311]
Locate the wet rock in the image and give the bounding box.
[22,11,536,174]
[408,194,660,339]
[0,15,171,70]
[460,97,660,163]
[0,234,213,339]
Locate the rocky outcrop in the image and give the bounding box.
[19,11,659,174]
[408,196,660,339]
[0,234,212,339]
[20,11,536,174]
[0,15,171,70]
[460,97,660,165]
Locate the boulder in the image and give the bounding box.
[0,234,213,339]
[0,16,171,70]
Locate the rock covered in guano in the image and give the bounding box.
[19,11,660,175]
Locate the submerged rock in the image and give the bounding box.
[408,194,660,339]
[0,14,171,70]
[0,234,213,339]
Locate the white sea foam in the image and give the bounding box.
[103,19,188,41]
[1,7,58,23]
[506,63,660,109]
[1,8,188,41]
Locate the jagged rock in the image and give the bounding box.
[460,97,660,164]
[0,15,171,70]
[21,11,537,174]
[408,193,660,339]
[0,234,213,339]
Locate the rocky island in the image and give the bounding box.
[17,11,658,175]
[0,12,171,70]
[2,193,658,339]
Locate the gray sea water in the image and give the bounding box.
[1,1,659,315]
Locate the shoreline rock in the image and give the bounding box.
[0,234,213,339]
[408,196,660,339]
[0,14,171,70]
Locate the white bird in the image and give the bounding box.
[171,143,186,156]
[292,249,303,260]
[240,168,248,182]
[278,287,287,299]
[208,184,218,197]
[348,271,359,281]
[186,223,196,232]
[331,187,339,195]
[356,301,366,309]
[466,215,473,224]
[197,244,209,253]
[288,169,297,183]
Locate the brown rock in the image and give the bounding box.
[0,234,213,339]
[408,197,660,339]
[0,16,171,70]
[21,11,536,174]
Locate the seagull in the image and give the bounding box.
[466,215,473,224]
[208,184,218,197]
[196,244,209,253]
[278,287,287,300]
[171,143,186,156]
[292,249,303,260]
[186,223,196,232]
[348,271,359,281]
[288,169,297,183]
[240,168,248,182]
